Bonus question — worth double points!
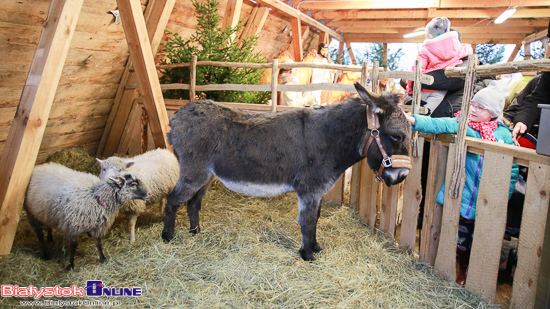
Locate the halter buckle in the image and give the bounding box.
[382,157,393,168]
[370,129,379,138]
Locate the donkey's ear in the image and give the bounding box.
[354,82,387,114]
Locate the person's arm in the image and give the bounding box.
[408,114,459,134]
[513,72,550,133]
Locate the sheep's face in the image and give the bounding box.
[109,172,149,202]
[97,157,135,179]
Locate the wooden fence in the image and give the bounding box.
[149,57,550,307]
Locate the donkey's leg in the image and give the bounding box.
[312,201,322,253]
[162,172,211,242]
[187,176,214,234]
[296,193,323,261]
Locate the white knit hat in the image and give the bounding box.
[425,17,451,39]
[472,80,510,118]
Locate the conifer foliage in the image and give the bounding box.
[160,0,269,104]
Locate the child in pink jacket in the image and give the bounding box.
[407,17,473,114]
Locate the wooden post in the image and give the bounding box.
[524,42,531,60]
[349,62,369,210]
[0,0,84,255]
[117,0,169,149]
[271,59,278,112]
[140,108,148,153]
[400,137,424,251]
[448,54,477,198]
[347,43,358,65]
[98,0,175,157]
[190,55,197,101]
[420,139,447,265]
[291,17,303,61]
[371,61,379,93]
[411,59,422,157]
[433,142,464,277]
[507,44,521,62]
[337,41,345,64]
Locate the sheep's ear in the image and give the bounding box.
[108,176,126,189]
[354,82,386,114]
[126,161,135,169]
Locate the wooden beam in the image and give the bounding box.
[319,32,328,45]
[337,27,538,35]
[328,19,549,28]
[222,0,243,42]
[344,34,525,44]
[440,0,549,7]
[507,44,521,62]
[240,6,269,39]
[291,17,303,61]
[99,0,174,157]
[298,0,439,10]
[254,0,344,41]
[315,8,550,20]
[523,29,549,44]
[337,41,344,64]
[0,0,84,255]
[116,0,169,149]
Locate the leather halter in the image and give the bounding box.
[363,105,412,182]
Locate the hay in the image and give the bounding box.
[0,177,497,308]
[45,146,100,175]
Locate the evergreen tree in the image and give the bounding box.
[330,43,404,70]
[475,43,506,64]
[160,0,269,104]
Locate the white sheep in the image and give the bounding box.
[24,162,149,270]
[96,148,179,242]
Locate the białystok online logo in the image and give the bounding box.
[1,280,142,299]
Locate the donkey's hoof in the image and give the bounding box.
[161,230,173,243]
[65,264,74,271]
[312,243,322,253]
[188,226,200,235]
[299,249,316,261]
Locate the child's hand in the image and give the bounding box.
[405,114,416,126]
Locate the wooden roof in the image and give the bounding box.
[274,0,550,45]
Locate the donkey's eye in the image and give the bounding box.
[389,135,402,142]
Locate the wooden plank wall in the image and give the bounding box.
[0,0,148,163]
[1,0,305,164]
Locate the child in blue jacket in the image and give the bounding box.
[405,80,519,286]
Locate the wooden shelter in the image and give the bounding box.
[1,0,550,306]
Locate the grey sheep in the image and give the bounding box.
[24,162,149,270]
[97,148,179,242]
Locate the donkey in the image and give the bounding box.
[162,83,412,261]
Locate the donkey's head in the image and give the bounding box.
[354,83,412,187]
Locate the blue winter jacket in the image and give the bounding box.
[411,115,519,220]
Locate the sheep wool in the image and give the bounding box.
[24,162,148,270]
[97,148,179,242]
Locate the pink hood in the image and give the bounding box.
[414,31,473,73]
